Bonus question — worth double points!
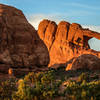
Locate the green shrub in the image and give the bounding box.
[77,73,89,83]
[13,70,61,100]
[12,79,34,100]
[1,69,100,100]
[0,78,16,100]
[64,79,100,100]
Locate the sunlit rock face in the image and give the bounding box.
[0,4,49,73]
[38,19,100,70]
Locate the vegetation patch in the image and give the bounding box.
[1,68,100,100]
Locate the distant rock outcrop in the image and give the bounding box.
[71,54,100,70]
[0,4,49,74]
[38,19,100,70]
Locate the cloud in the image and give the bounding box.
[27,13,68,29]
[82,25,100,33]
[27,12,93,30]
[27,13,100,33]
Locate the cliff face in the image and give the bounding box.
[0,4,49,74]
[38,19,100,70]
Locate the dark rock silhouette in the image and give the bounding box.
[0,4,49,74]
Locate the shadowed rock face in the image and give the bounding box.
[0,4,49,73]
[72,54,100,70]
[38,19,100,70]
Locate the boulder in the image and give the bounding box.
[71,54,100,70]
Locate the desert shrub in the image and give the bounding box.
[77,72,89,83]
[0,78,16,100]
[64,79,100,100]
[13,70,62,100]
[24,72,36,83]
[1,69,100,100]
[12,79,34,100]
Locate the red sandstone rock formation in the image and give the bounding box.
[0,4,49,74]
[0,4,100,73]
[38,19,100,70]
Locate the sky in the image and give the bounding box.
[0,0,100,51]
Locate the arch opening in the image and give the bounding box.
[88,38,100,51]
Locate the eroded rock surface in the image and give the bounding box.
[0,4,49,74]
[71,54,100,70]
[38,19,100,70]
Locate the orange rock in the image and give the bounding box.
[56,21,70,41]
[44,21,57,51]
[38,19,100,70]
[38,19,50,40]
[67,23,82,42]
[8,68,13,75]
[66,63,72,70]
